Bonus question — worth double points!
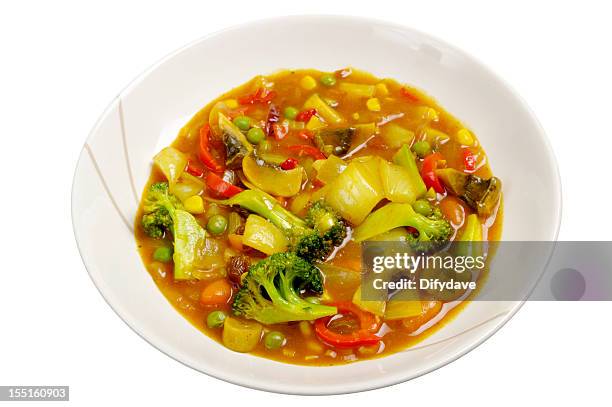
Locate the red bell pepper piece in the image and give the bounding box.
[238,87,277,105]
[185,160,205,177]
[463,148,476,172]
[205,172,243,198]
[399,87,419,103]
[198,124,224,173]
[420,152,445,193]
[295,108,317,122]
[286,144,326,160]
[280,157,298,170]
[315,302,380,348]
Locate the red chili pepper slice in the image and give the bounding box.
[272,122,289,141]
[265,104,280,138]
[295,108,317,122]
[463,148,476,172]
[420,152,445,194]
[286,144,326,160]
[399,87,419,103]
[238,87,277,105]
[315,302,380,348]
[280,158,299,170]
[198,124,224,173]
[185,160,205,177]
[205,172,243,198]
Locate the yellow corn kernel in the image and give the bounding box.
[352,112,360,120]
[306,115,327,131]
[184,195,204,214]
[456,128,475,146]
[366,97,381,112]
[300,75,317,90]
[224,99,238,109]
[417,106,438,122]
[375,83,389,96]
[299,321,313,336]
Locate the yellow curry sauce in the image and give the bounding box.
[135,68,502,366]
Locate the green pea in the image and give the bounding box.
[206,310,227,328]
[232,116,251,131]
[264,331,286,350]
[153,246,173,262]
[284,106,299,120]
[413,199,433,216]
[412,140,432,158]
[247,127,265,144]
[320,73,337,87]
[258,139,272,152]
[207,214,228,235]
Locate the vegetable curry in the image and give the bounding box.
[135,68,503,366]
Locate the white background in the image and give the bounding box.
[1,0,610,405]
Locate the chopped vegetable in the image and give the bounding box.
[206,214,228,235]
[280,157,298,170]
[185,161,205,177]
[206,172,243,198]
[284,106,299,120]
[264,331,286,349]
[339,82,375,98]
[171,172,205,202]
[379,159,423,204]
[420,153,445,194]
[461,213,483,241]
[435,168,502,216]
[463,148,476,171]
[232,252,338,324]
[220,112,253,169]
[312,155,347,185]
[366,97,381,111]
[154,147,187,188]
[238,87,276,105]
[306,115,327,131]
[380,123,414,148]
[352,202,452,242]
[242,155,302,197]
[352,286,386,317]
[242,214,289,255]
[153,246,173,262]
[300,75,317,90]
[384,290,422,320]
[286,144,326,160]
[412,140,431,158]
[200,279,233,306]
[375,83,389,96]
[246,127,265,144]
[233,116,251,131]
[314,302,380,348]
[413,199,433,216]
[141,182,208,279]
[271,122,289,140]
[265,104,280,138]
[206,310,227,328]
[320,73,337,87]
[324,157,384,225]
[392,145,427,198]
[222,317,263,352]
[295,108,317,122]
[313,127,355,157]
[303,94,344,124]
[456,128,474,146]
[184,195,205,214]
[198,124,224,173]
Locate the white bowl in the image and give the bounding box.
[72,15,561,395]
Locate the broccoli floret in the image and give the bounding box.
[232,252,337,324]
[209,190,347,262]
[405,206,452,252]
[141,182,183,238]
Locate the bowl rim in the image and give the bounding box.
[71,14,563,395]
